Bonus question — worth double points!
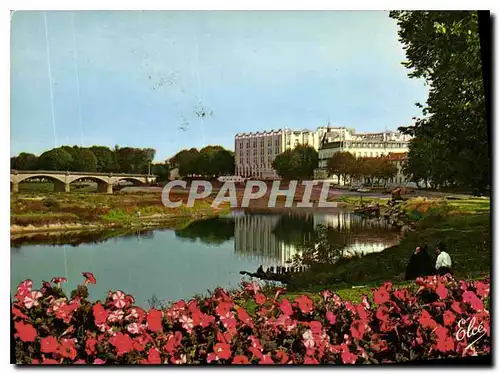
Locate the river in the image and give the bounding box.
[11,211,399,307]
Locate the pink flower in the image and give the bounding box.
[436,282,448,299]
[350,320,366,340]
[375,306,389,322]
[127,322,143,335]
[254,292,266,305]
[341,350,357,364]
[462,291,484,311]
[82,272,97,285]
[42,358,58,364]
[40,336,59,353]
[326,311,337,325]
[452,301,464,314]
[110,290,127,309]
[147,347,162,364]
[279,298,294,316]
[93,358,105,364]
[146,309,163,332]
[302,329,315,348]
[15,321,37,342]
[475,281,490,298]
[373,286,390,304]
[179,315,194,332]
[304,355,319,364]
[107,309,125,323]
[295,295,313,314]
[24,290,42,309]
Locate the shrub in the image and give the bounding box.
[12,273,490,365]
[42,197,60,210]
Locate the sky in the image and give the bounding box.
[11,10,428,162]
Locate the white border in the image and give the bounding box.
[3,2,498,373]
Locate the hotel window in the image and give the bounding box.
[239,142,243,149]
[275,139,279,147]
[253,141,256,148]
[268,148,272,154]
[253,149,256,156]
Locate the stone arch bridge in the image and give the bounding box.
[10,170,157,194]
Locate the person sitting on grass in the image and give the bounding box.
[435,242,453,276]
[405,244,435,280]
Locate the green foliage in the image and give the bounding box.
[71,148,98,172]
[169,146,234,178]
[89,146,119,172]
[37,148,73,171]
[390,11,489,190]
[272,145,318,180]
[12,152,38,170]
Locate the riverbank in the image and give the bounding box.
[11,191,230,235]
[284,197,490,291]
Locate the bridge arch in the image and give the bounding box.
[112,177,147,186]
[12,174,68,193]
[67,176,112,193]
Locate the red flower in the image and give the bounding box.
[93,358,105,364]
[462,291,484,311]
[436,283,448,299]
[436,336,455,352]
[82,272,96,285]
[254,293,266,305]
[451,301,464,314]
[356,304,368,321]
[92,303,108,325]
[51,277,67,286]
[326,311,337,325]
[15,321,37,342]
[214,342,231,360]
[148,347,162,364]
[109,332,134,356]
[443,310,456,326]
[373,286,390,304]
[341,350,357,364]
[259,354,274,364]
[215,302,232,317]
[276,350,289,364]
[237,307,254,328]
[59,338,77,360]
[304,355,319,364]
[419,310,437,329]
[375,306,389,322]
[350,320,366,340]
[12,305,28,320]
[295,295,313,314]
[475,281,490,298]
[232,355,249,364]
[146,309,163,332]
[74,360,86,364]
[85,338,97,355]
[42,358,59,364]
[279,298,293,316]
[40,336,59,353]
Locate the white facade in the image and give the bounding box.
[234,126,345,179]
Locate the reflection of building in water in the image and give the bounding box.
[314,212,398,255]
[234,215,303,267]
[234,213,400,266]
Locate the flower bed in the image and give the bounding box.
[12,273,490,364]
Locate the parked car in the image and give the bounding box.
[357,187,371,193]
[349,185,361,191]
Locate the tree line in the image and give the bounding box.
[169,145,235,178]
[11,146,156,175]
[271,146,398,186]
[390,11,489,191]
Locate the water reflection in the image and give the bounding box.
[175,212,399,267]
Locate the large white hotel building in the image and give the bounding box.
[234,126,413,183]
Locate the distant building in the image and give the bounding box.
[315,129,413,186]
[234,126,345,179]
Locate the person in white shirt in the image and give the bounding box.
[435,242,453,276]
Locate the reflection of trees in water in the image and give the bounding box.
[271,213,318,247]
[11,228,156,248]
[174,218,235,246]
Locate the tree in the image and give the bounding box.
[37,148,73,171]
[151,163,171,181]
[390,11,489,190]
[89,146,119,173]
[72,148,98,172]
[272,145,318,181]
[378,159,398,186]
[170,148,200,177]
[326,151,356,184]
[13,152,38,170]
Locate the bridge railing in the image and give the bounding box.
[10,170,157,178]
